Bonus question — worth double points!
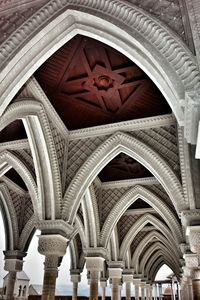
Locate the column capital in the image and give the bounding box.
[184,253,199,269]
[85,256,105,272]
[108,262,124,279]
[181,210,200,228]
[71,274,81,283]
[4,250,27,272]
[100,278,107,288]
[123,274,133,283]
[38,234,68,257]
[187,226,200,254]
[133,279,141,285]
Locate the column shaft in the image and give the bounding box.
[192,279,200,300]
[42,256,58,300]
[134,284,139,300]
[90,270,99,300]
[126,282,131,300]
[72,282,78,300]
[112,278,119,300]
[5,271,16,300]
[141,286,145,300]
[101,287,106,300]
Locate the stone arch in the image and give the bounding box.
[118,213,179,261]
[145,250,180,280]
[81,185,100,248]
[0,183,18,250]
[1,0,200,133]
[63,132,185,223]
[101,185,183,248]
[139,242,180,275]
[132,230,179,273]
[0,151,38,216]
[0,99,62,219]
[69,239,79,270]
[149,257,177,282]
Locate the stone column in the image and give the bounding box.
[123,274,133,300]
[108,262,123,300]
[149,285,153,300]
[140,282,145,300]
[70,270,81,300]
[85,256,105,300]
[146,284,150,300]
[4,250,26,300]
[38,234,68,300]
[133,280,140,300]
[100,279,107,300]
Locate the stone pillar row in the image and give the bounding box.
[3,237,157,300]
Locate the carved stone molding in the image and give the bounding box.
[38,234,68,257]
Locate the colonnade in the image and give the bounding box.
[3,233,200,300]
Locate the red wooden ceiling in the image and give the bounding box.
[35,35,171,130]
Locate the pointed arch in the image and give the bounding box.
[81,185,100,248]
[132,230,179,273]
[145,250,180,280]
[0,100,62,219]
[118,214,179,261]
[101,185,183,248]
[139,242,180,275]
[1,1,200,146]
[63,132,185,223]
[0,183,18,250]
[0,151,38,217]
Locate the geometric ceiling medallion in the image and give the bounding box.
[35,35,171,129]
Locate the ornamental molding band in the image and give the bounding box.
[0,1,200,143]
[62,131,185,223]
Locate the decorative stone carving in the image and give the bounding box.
[108,261,124,279]
[187,226,200,254]
[181,210,200,227]
[184,253,199,269]
[4,251,26,272]
[123,274,133,283]
[85,257,105,272]
[38,234,68,257]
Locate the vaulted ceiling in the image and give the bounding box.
[35,35,171,130]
